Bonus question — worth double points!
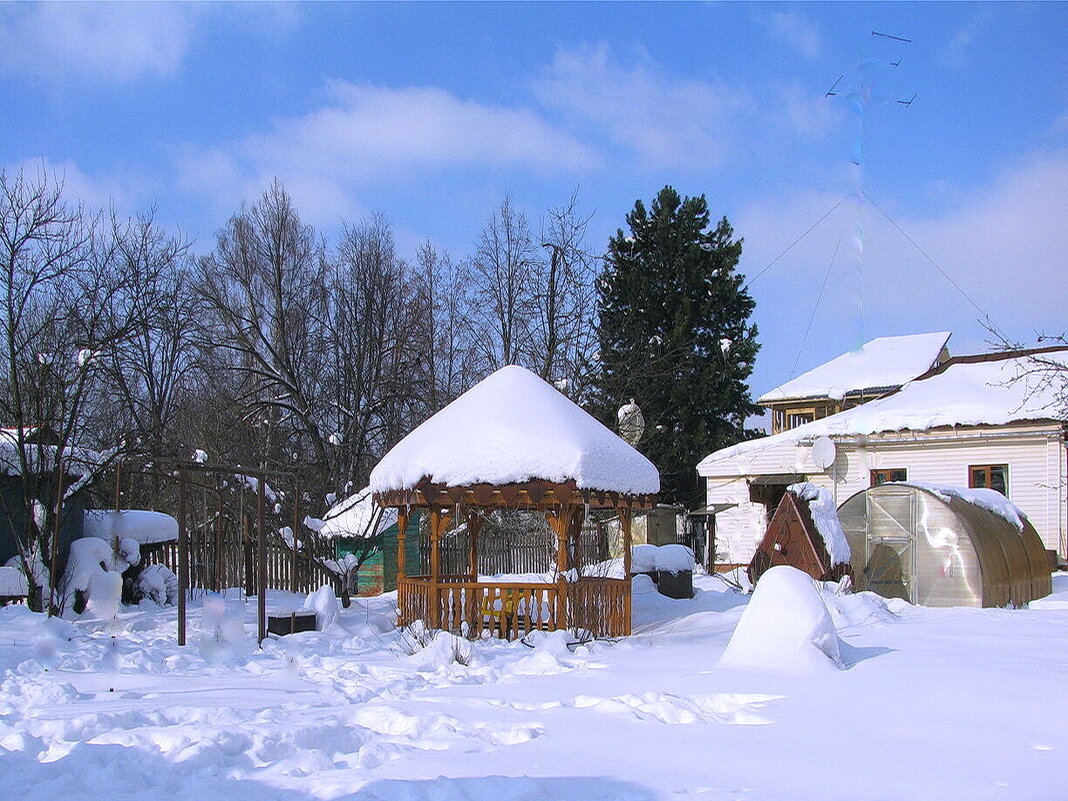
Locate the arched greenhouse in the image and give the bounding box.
[837,483,1051,608]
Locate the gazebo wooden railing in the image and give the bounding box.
[379,478,655,640]
[398,573,631,639]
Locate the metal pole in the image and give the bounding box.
[257,473,267,644]
[214,488,224,593]
[178,466,188,646]
[114,460,121,512]
[291,479,299,595]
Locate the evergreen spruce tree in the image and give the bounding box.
[593,186,761,507]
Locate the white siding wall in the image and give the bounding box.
[704,424,1066,563]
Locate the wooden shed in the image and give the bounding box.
[747,488,851,585]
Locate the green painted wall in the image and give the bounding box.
[334,510,421,595]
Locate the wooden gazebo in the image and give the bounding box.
[371,366,659,639]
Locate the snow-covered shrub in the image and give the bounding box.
[398,622,473,667]
[135,564,178,606]
[60,536,141,615]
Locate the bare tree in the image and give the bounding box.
[414,240,477,409]
[533,192,599,402]
[198,180,331,479]
[0,168,146,610]
[324,215,421,489]
[469,196,538,371]
[99,212,200,457]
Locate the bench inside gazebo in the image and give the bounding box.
[371,366,659,640]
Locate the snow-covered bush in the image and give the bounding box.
[135,564,178,606]
[399,622,472,667]
[60,536,141,615]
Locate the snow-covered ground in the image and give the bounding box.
[3,573,1068,801]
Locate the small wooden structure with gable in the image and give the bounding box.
[747,489,851,586]
[372,366,659,639]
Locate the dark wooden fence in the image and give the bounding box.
[420,517,610,577]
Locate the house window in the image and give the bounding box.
[969,464,1008,496]
[871,468,907,486]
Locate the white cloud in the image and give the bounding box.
[756,10,822,59]
[943,9,994,69]
[0,3,200,83]
[533,43,750,170]
[3,156,154,215]
[176,80,601,224]
[737,149,1068,394]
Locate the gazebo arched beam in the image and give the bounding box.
[374,478,656,512]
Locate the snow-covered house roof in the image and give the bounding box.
[370,365,660,496]
[758,331,951,403]
[305,486,398,539]
[699,349,1068,473]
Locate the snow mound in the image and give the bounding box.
[655,544,695,574]
[84,509,178,545]
[60,537,140,612]
[631,573,657,595]
[0,564,28,596]
[407,629,472,670]
[370,365,659,495]
[903,482,1028,530]
[718,566,845,673]
[788,482,850,565]
[630,544,694,574]
[631,544,657,573]
[301,585,339,630]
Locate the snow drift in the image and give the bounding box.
[718,566,846,673]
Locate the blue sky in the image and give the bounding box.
[3,2,1067,407]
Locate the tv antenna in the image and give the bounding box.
[872,30,912,43]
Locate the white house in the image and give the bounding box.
[698,346,1068,565]
[759,331,951,433]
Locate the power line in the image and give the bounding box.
[863,191,1006,338]
[789,232,844,382]
[744,198,844,290]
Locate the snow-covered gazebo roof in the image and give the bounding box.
[371,365,659,508]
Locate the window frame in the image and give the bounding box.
[968,464,1009,496]
[870,468,908,487]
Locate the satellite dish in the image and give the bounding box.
[617,398,645,446]
[811,437,837,470]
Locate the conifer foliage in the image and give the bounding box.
[593,186,762,506]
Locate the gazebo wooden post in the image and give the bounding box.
[429,507,443,629]
[466,511,482,581]
[396,507,408,579]
[621,506,633,636]
[552,504,570,629]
